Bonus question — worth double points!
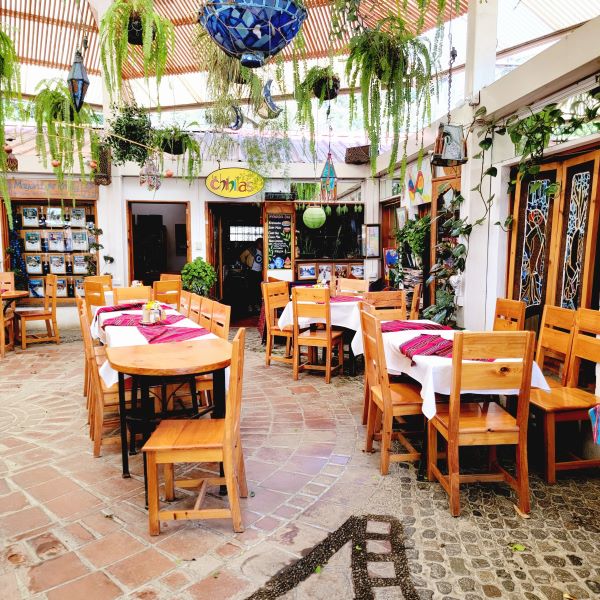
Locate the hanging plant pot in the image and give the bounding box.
[303,206,326,229]
[94,144,112,186]
[312,74,340,101]
[160,135,186,156]
[431,123,468,167]
[199,0,308,68]
[127,14,156,45]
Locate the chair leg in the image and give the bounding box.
[224,450,243,533]
[338,338,344,371]
[427,421,437,482]
[163,463,175,501]
[265,332,272,366]
[380,408,392,475]
[362,382,369,425]
[235,439,248,498]
[515,438,530,514]
[448,439,460,517]
[83,361,89,398]
[21,319,26,350]
[53,319,60,344]
[92,395,103,457]
[0,322,5,359]
[325,344,331,384]
[365,397,377,453]
[293,340,299,380]
[285,336,292,358]
[45,318,52,338]
[543,412,556,485]
[146,452,160,535]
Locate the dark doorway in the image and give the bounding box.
[208,202,263,323]
[128,202,189,284]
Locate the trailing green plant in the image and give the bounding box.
[153,123,202,180]
[99,0,175,101]
[107,103,153,166]
[241,132,291,177]
[84,227,105,276]
[346,15,436,177]
[294,64,340,155]
[31,79,99,184]
[395,214,431,269]
[294,182,319,202]
[181,257,217,297]
[0,25,21,227]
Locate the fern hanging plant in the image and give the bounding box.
[346,15,437,177]
[107,102,153,166]
[99,0,175,101]
[0,25,21,227]
[153,123,202,181]
[32,79,99,184]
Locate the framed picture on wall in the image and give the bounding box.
[46,207,63,227]
[361,224,380,258]
[334,264,348,278]
[23,207,39,227]
[349,263,365,279]
[50,255,66,274]
[317,263,332,282]
[383,247,399,283]
[56,278,68,297]
[396,207,408,230]
[298,263,316,280]
[70,208,86,228]
[29,278,44,298]
[25,232,41,252]
[26,255,42,274]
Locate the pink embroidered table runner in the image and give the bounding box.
[382,320,451,333]
[95,302,171,317]
[102,314,185,329]
[331,296,362,303]
[138,326,211,344]
[399,334,495,365]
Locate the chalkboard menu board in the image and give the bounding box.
[267,214,292,270]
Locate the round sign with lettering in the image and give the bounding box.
[205,167,265,199]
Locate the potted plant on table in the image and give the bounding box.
[346,15,436,176]
[99,0,175,100]
[181,258,217,297]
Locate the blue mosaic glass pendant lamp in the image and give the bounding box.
[198,0,308,68]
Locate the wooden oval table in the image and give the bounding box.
[1,290,29,314]
[106,338,232,479]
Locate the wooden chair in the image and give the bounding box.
[530,307,600,484]
[85,275,113,290]
[331,276,368,297]
[199,297,213,329]
[0,299,15,358]
[363,291,407,320]
[263,281,294,366]
[427,330,536,517]
[535,305,576,387]
[153,279,182,309]
[361,311,423,474]
[113,286,152,304]
[17,274,60,349]
[83,281,106,321]
[160,273,181,281]
[179,290,192,317]
[143,328,249,535]
[292,287,343,384]
[210,301,231,340]
[0,271,15,291]
[189,293,201,323]
[410,283,422,320]
[493,298,526,331]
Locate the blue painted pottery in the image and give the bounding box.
[199,1,308,68]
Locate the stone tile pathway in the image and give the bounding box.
[1,330,599,599]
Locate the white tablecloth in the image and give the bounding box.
[278,299,363,348]
[92,307,219,388]
[377,327,550,419]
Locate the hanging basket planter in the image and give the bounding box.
[198,0,308,68]
[94,145,112,186]
[431,123,468,167]
[127,14,156,45]
[159,135,186,156]
[312,74,340,101]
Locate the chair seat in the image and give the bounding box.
[433,402,518,434]
[143,419,225,452]
[270,325,293,334]
[298,329,343,342]
[371,382,423,411]
[17,309,52,319]
[530,387,599,412]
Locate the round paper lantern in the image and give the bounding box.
[303,206,326,229]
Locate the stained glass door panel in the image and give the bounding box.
[555,159,596,309]
[511,169,558,321]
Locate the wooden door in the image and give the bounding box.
[508,149,600,326]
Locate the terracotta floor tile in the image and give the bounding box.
[81,512,123,537]
[156,528,222,561]
[254,516,284,532]
[260,471,312,494]
[0,506,51,538]
[107,547,175,589]
[0,478,11,495]
[61,522,96,547]
[27,532,67,560]
[28,551,89,593]
[46,571,122,600]
[27,475,84,502]
[44,488,102,519]
[186,569,251,600]
[160,570,190,591]
[284,455,328,476]
[295,443,336,458]
[0,491,30,514]
[10,465,62,488]
[80,530,146,568]
[243,487,289,514]
[0,572,21,600]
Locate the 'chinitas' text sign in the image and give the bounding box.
[205,167,264,199]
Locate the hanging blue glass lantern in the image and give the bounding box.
[67,50,89,112]
[198,0,308,68]
[320,152,337,202]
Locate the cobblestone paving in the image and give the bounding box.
[0,330,599,599]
